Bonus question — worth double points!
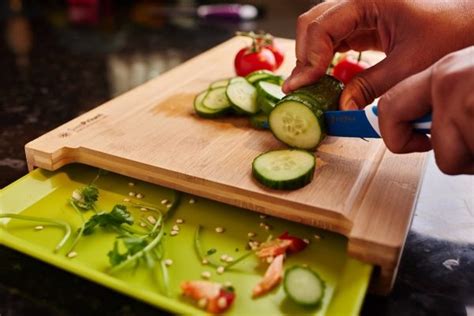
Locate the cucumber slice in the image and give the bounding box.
[202,87,231,110]
[210,78,230,89]
[257,94,276,115]
[246,70,284,85]
[250,113,269,130]
[194,90,228,118]
[284,266,325,307]
[269,100,325,150]
[252,149,315,190]
[291,75,343,111]
[257,81,285,103]
[226,78,258,115]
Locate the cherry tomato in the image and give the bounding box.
[332,54,369,84]
[264,42,285,69]
[234,47,276,76]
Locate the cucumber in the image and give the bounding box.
[257,93,276,115]
[246,70,285,85]
[284,266,325,307]
[226,77,259,115]
[269,75,343,149]
[210,78,230,89]
[202,87,231,110]
[269,100,325,150]
[252,149,315,190]
[257,81,285,103]
[194,90,229,118]
[290,75,343,111]
[250,113,269,130]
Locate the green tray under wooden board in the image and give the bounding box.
[0,164,372,315]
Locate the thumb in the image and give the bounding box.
[340,50,412,110]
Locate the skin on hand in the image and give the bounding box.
[284,0,474,110]
[378,46,474,175]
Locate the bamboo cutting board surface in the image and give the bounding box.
[25,37,426,294]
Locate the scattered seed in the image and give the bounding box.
[303,238,310,244]
[67,251,78,259]
[161,199,168,205]
[140,222,147,227]
[266,256,274,264]
[128,192,135,197]
[147,215,157,225]
[201,271,211,279]
[201,259,209,265]
[123,198,130,202]
[128,182,135,187]
[72,190,82,201]
[220,254,229,262]
[248,241,260,250]
[198,297,208,308]
[313,234,321,240]
[215,227,225,233]
[247,232,256,238]
[217,297,228,309]
[189,198,196,204]
[136,193,144,199]
[225,256,234,263]
[259,222,265,228]
[264,224,272,231]
[172,225,180,231]
[176,218,184,224]
[259,214,267,219]
[170,230,179,236]
[216,266,225,274]
[166,203,173,208]
[140,207,148,212]
[34,225,44,231]
[164,259,173,266]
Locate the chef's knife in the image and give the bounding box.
[324,104,432,138]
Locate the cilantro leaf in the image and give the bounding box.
[83,204,134,235]
[107,240,128,266]
[72,185,99,210]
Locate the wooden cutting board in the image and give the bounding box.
[25,37,426,295]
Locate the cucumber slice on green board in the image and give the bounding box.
[284,266,325,307]
[252,149,315,190]
[226,77,259,115]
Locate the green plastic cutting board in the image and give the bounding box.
[0,164,372,315]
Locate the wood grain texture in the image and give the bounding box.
[25,37,426,294]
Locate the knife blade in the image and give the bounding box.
[324,104,432,138]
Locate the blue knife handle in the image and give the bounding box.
[365,104,432,137]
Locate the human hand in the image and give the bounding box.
[378,46,474,175]
[283,0,474,110]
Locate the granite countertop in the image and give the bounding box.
[1,2,473,315]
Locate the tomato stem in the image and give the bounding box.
[357,51,362,63]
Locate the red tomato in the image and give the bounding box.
[264,42,285,69]
[332,55,369,84]
[278,232,307,254]
[234,47,276,76]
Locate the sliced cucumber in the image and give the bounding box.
[194,90,228,118]
[246,70,284,85]
[257,94,276,115]
[291,75,343,111]
[252,149,315,190]
[210,78,230,89]
[257,81,286,103]
[269,100,325,150]
[202,87,231,110]
[284,266,325,307]
[250,112,269,130]
[226,78,258,115]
